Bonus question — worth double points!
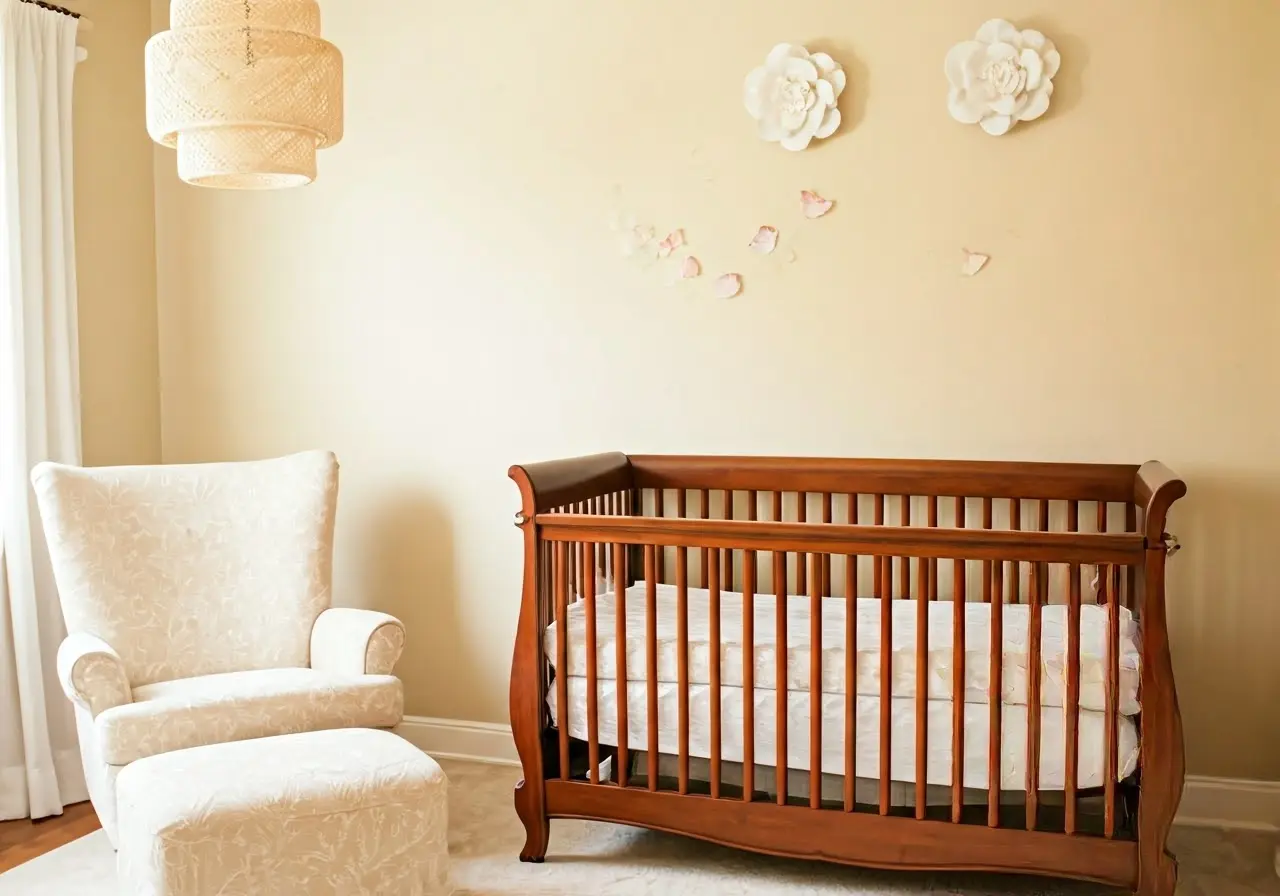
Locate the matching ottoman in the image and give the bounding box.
[115,728,450,895]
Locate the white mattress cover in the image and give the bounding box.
[545,582,1140,715]
[549,677,1139,791]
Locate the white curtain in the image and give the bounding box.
[0,0,86,821]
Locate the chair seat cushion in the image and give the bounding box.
[97,668,404,765]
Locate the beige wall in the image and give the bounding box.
[150,2,1280,779]
[75,0,160,467]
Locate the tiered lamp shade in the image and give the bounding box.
[145,0,343,189]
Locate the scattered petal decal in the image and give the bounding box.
[714,273,743,299]
[658,229,685,257]
[801,190,834,219]
[960,248,990,276]
[680,256,702,279]
[749,226,779,254]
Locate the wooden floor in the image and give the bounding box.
[0,802,101,873]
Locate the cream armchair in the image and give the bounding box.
[31,450,405,847]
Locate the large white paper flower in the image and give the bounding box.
[744,44,845,151]
[945,19,1060,136]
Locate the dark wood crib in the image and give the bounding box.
[508,453,1186,895]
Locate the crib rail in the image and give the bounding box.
[509,454,1186,892]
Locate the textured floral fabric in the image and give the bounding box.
[311,607,407,675]
[96,667,404,766]
[31,450,340,687]
[56,632,132,717]
[115,728,450,896]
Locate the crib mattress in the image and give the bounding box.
[548,677,1139,791]
[545,582,1140,715]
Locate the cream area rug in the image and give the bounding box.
[1,758,1275,895]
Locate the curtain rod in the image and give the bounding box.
[19,0,81,19]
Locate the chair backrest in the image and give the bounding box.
[31,450,339,687]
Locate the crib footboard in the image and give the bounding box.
[508,454,1186,895]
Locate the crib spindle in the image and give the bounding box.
[743,549,756,803]
[584,528,599,784]
[699,488,710,589]
[614,543,629,788]
[1027,561,1044,829]
[677,548,690,795]
[1065,560,1081,833]
[821,493,833,595]
[928,496,939,600]
[982,498,993,603]
[555,542,570,781]
[774,551,789,806]
[810,553,822,809]
[879,553,893,816]
[988,560,1004,827]
[645,547,659,790]
[844,493,857,812]
[915,553,928,819]
[1125,503,1137,609]
[655,490,666,583]
[709,548,722,799]
[952,498,967,824]
[723,491,734,591]
[1010,500,1022,604]
[797,493,808,596]
[900,496,911,601]
[1105,564,1121,838]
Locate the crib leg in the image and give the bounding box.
[514,777,550,863]
[1135,850,1176,896]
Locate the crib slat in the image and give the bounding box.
[952,497,966,824]
[1026,561,1044,829]
[821,493,833,595]
[677,547,690,795]
[982,498,993,603]
[928,496,939,600]
[1065,560,1081,834]
[1125,503,1137,609]
[797,493,808,596]
[614,543,629,788]
[723,490,734,592]
[810,552,822,809]
[1105,563,1121,838]
[900,496,911,601]
[772,490,782,521]
[709,548,722,799]
[879,553,893,816]
[555,542,571,781]
[844,493,857,812]
[775,550,789,806]
[699,488,710,589]
[988,560,1004,827]
[645,546,659,790]
[1010,499,1021,604]
[584,523,600,784]
[743,548,756,803]
[594,496,604,575]
[915,553,928,819]
[655,489,666,583]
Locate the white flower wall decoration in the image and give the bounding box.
[745,44,845,151]
[945,19,1060,136]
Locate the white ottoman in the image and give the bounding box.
[115,728,450,895]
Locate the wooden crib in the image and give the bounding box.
[508,454,1186,895]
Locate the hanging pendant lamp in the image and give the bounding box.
[145,0,343,189]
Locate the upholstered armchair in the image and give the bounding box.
[30,450,405,847]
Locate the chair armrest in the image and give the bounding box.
[310,608,406,675]
[56,633,132,717]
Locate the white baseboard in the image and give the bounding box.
[1178,775,1280,832]
[395,716,521,767]
[395,716,1279,832]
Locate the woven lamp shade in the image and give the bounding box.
[146,0,343,189]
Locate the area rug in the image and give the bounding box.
[1,759,1274,895]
